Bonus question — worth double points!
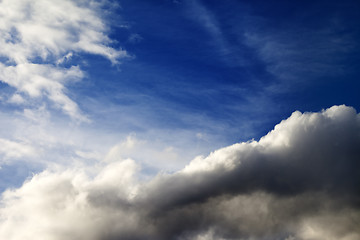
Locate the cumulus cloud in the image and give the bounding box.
[0,105,359,239]
[0,0,127,120]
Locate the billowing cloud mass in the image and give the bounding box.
[0,0,127,121]
[0,105,359,240]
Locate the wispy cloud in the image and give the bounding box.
[242,15,359,92]
[0,0,128,121]
[0,138,37,161]
[185,0,237,65]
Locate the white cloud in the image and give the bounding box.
[7,94,25,104]
[0,0,126,64]
[102,134,184,171]
[56,52,73,65]
[0,105,359,239]
[0,138,37,162]
[75,150,102,161]
[0,0,128,120]
[0,160,140,240]
[0,63,86,120]
[0,105,197,176]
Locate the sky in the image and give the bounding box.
[0,0,359,239]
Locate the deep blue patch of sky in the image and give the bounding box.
[72,0,360,144]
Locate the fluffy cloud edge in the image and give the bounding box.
[0,105,359,240]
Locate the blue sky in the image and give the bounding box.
[81,0,360,146]
[0,1,359,239]
[87,0,360,138]
[0,0,358,192]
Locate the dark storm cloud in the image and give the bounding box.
[142,105,360,208]
[1,105,359,240]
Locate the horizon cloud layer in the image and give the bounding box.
[0,105,359,240]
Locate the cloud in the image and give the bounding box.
[0,138,37,161]
[0,0,128,120]
[0,103,200,180]
[127,33,143,44]
[185,0,233,63]
[7,93,25,104]
[0,105,359,239]
[0,63,85,120]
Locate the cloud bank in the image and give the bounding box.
[0,0,127,120]
[0,105,359,240]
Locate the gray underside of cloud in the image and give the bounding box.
[0,105,359,240]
